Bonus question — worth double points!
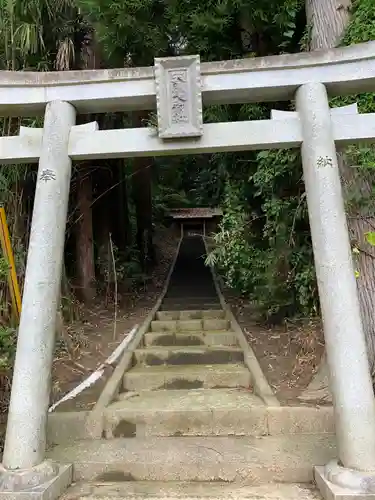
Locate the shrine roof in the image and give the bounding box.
[167,208,223,219]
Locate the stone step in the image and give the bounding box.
[156,310,225,321]
[163,296,219,303]
[48,435,336,483]
[134,346,244,366]
[160,303,222,311]
[163,293,218,298]
[161,298,221,305]
[61,480,319,500]
[144,331,238,347]
[161,297,220,304]
[105,389,263,438]
[123,363,252,391]
[165,289,218,296]
[150,319,230,332]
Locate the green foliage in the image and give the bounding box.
[78,0,304,65]
[0,0,90,71]
[77,0,171,65]
[0,326,16,369]
[0,255,16,369]
[343,0,375,45]
[366,232,375,246]
[208,0,375,321]
[208,147,318,320]
[331,0,375,172]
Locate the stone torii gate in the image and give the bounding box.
[1,42,375,499]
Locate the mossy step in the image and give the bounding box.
[105,388,264,437]
[160,301,221,309]
[150,319,230,332]
[48,434,336,483]
[144,331,238,347]
[123,363,251,391]
[61,480,319,500]
[161,298,221,305]
[160,303,222,311]
[134,346,244,366]
[156,310,225,321]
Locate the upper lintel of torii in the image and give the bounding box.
[0,40,374,117]
[1,41,375,165]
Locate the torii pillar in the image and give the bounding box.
[296,83,375,498]
[0,101,75,498]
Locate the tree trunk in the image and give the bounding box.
[301,0,375,402]
[76,166,96,302]
[93,165,113,283]
[305,0,351,51]
[74,30,100,302]
[132,157,155,271]
[109,159,129,253]
[132,112,155,272]
[339,154,375,371]
[120,168,131,247]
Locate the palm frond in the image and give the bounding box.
[55,36,75,70]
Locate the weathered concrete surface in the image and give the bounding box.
[46,401,334,443]
[155,55,203,139]
[150,320,201,332]
[0,464,72,500]
[314,464,375,500]
[267,406,334,435]
[104,388,265,437]
[123,364,252,391]
[6,108,375,167]
[160,300,221,311]
[106,389,334,438]
[134,346,244,365]
[203,319,229,331]
[61,480,321,500]
[1,41,375,115]
[47,434,336,483]
[156,310,225,321]
[144,331,238,347]
[47,412,91,445]
[150,319,230,332]
[316,460,375,499]
[7,114,375,164]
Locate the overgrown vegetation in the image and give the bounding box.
[209,0,375,321]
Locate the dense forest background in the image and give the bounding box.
[0,0,374,382]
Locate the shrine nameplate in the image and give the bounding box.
[154,55,203,139]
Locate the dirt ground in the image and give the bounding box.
[223,290,325,404]
[51,229,179,412]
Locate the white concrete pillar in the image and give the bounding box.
[296,82,375,472]
[3,101,76,470]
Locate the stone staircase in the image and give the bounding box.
[51,237,335,499]
[103,309,257,440]
[54,306,334,497]
[160,235,221,311]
